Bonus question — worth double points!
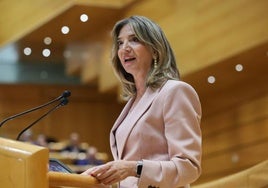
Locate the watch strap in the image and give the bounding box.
[136,160,143,178]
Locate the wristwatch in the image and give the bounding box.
[136,160,143,178]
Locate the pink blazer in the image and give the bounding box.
[110,80,202,188]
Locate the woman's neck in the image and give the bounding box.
[134,75,146,97]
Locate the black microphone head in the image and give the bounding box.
[60,98,69,106]
[62,90,71,98]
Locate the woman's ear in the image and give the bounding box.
[153,50,158,60]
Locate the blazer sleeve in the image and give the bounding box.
[138,81,202,188]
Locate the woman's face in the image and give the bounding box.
[117,24,153,79]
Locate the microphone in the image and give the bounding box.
[0,90,71,128]
[61,90,71,98]
[16,97,69,141]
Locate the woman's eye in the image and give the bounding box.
[117,41,123,46]
[132,37,139,42]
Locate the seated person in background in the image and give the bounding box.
[18,129,35,144]
[74,146,104,166]
[61,132,86,153]
[34,134,48,147]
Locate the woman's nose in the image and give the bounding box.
[122,41,131,51]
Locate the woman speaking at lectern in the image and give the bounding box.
[82,15,202,188]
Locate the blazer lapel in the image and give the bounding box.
[110,98,134,159]
[110,87,160,159]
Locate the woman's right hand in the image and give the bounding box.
[81,160,136,186]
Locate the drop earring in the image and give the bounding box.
[154,59,158,69]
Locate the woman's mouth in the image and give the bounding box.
[124,57,136,63]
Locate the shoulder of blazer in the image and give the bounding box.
[161,80,197,92]
[158,80,200,103]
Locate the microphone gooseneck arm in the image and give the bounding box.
[0,90,70,128]
[16,98,69,141]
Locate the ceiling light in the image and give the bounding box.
[23,47,32,56]
[61,26,70,34]
[207,76,216,84]
[44,37,52,45]
[42,49,51,57]
[235,64,243,72]
[80,14,89,22]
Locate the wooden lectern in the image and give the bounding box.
[0,137,99,188]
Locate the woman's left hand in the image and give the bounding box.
[81,160,136,185]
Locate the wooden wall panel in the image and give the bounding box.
[200,141,268,183]
[125,0,268,75]
[0,0,73,47]
[194,95,268,185]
